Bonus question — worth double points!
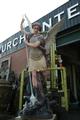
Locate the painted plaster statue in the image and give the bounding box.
[18,15,64,119]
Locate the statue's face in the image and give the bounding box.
[33,25,40,33]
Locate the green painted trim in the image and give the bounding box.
[62,68,69,111]
[57,29,80,47]
[19,70,25,110]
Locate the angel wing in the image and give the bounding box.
[45,19,64,53]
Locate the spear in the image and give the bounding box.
[24,14,38,106]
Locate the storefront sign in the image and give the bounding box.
[0,0,80,56]
[1,35,24,53]
[42,3,80,31]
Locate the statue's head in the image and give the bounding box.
[32,22,42,32]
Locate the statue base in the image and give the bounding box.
[13,114,56,120]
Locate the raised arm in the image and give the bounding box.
[20,18,28,35]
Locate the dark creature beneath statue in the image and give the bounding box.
[13,71,53,120]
